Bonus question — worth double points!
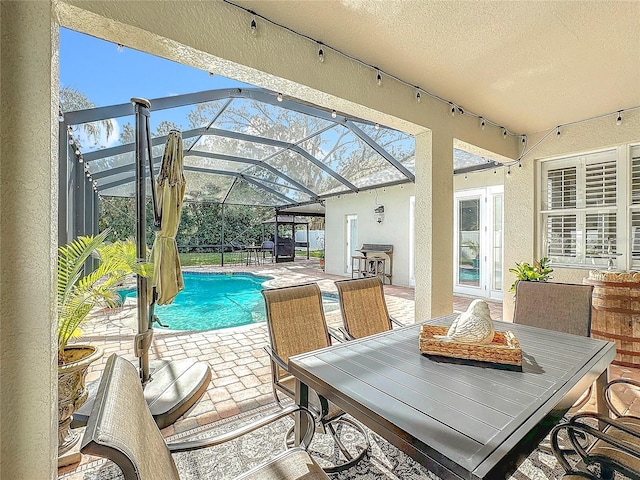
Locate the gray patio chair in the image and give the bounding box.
[81,354,327,480]
[262,283,370,473]
[513,281,594,453]
[514,281,594,409]
[334,277,404,340]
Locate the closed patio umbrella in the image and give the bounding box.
[148,130,185,306]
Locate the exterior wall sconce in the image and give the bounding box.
[374,205,385,224]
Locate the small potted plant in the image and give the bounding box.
[508,257,553,294]
[319,251,325,270]
[57,229,152,456]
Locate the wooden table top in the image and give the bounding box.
[289,315,616,480]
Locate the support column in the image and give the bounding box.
[0,2,58,478]
[414,130,454,320]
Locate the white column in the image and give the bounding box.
[414,130,454,320]
[0,2,58,478]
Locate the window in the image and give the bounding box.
[540,148,623,268]
[630,145,640,268]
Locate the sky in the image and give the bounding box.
[60,28,253,149]
[60,27,249,107]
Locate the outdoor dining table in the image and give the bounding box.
[288,314,616,480]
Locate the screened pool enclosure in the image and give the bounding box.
[59,86,494,249]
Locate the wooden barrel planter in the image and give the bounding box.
[584,270,640,367]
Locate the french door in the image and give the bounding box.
[454,186,503,300]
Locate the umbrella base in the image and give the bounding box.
[72,358,211,430]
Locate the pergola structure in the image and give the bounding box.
[59,86,491,245]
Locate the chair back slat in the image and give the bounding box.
[81,354,180,480]
[513,281,593,337]
[262,283,330,380]
[335,277,392,339]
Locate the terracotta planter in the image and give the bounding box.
[58,345,103,455]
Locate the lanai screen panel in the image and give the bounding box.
[212,97,335,144]
[352,121,416,174]
[264,148,344,197]
[182,170,235,203]
[224,178,286,207]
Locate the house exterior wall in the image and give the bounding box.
[0,2,59,478]
[503,110,640,321]
[325,184,416,286]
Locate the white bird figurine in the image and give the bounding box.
[434,299,495,344]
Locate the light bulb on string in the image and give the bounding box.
[116,44,124,52]
[58,112,64,122]
[464,173,468,179]
[556,127,561,137]
[616,112,622,126]
[518,160,522,168]
[507,166,511,176]
[331,110,337,119]
[75,149,80,156]
[78,156,83,163]
[374,123,380,130]
[502,128,507,138]
[521,136,526,144]
[450,103,455,117]
[415,89,421,103]
[480,117,485,130]
[317,43,325,63]
[250,15,257,35]
[69,138,74,146]
[276,93,283,102]
[376,69,382,86]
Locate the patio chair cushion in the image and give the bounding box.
[82,354,329,480]
[81,354,180,480]
[335,277,392,339]
[262,283,330,380]
[513,281,593,337]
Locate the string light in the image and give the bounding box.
[464,173,468,179]
[518,160,522,168]
[250,15,257,35]
[317,43,325,63]
[331,110,337,118]
[450,103,456,117]
[276,93,283,102]
[116,44,124,52]
[374,123,380,130]
[209,72,215,77]
[556,126,561,137]
[507,166,511,176]
[230,2,640,147]
[58,111,64,122]
[616,112,622,125]
[75,149,80,156]
[521,136,526,144]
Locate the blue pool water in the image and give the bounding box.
[120,272,339,331]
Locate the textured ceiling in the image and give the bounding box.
[232,0,640,135]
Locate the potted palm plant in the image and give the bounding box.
[57,229,151,456]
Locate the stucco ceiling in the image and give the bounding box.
[232,0,640,135]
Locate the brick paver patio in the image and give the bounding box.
[59,259,640,477]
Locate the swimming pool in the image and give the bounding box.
[120,272,340,331]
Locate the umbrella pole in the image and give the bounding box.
[133,98,152,383]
